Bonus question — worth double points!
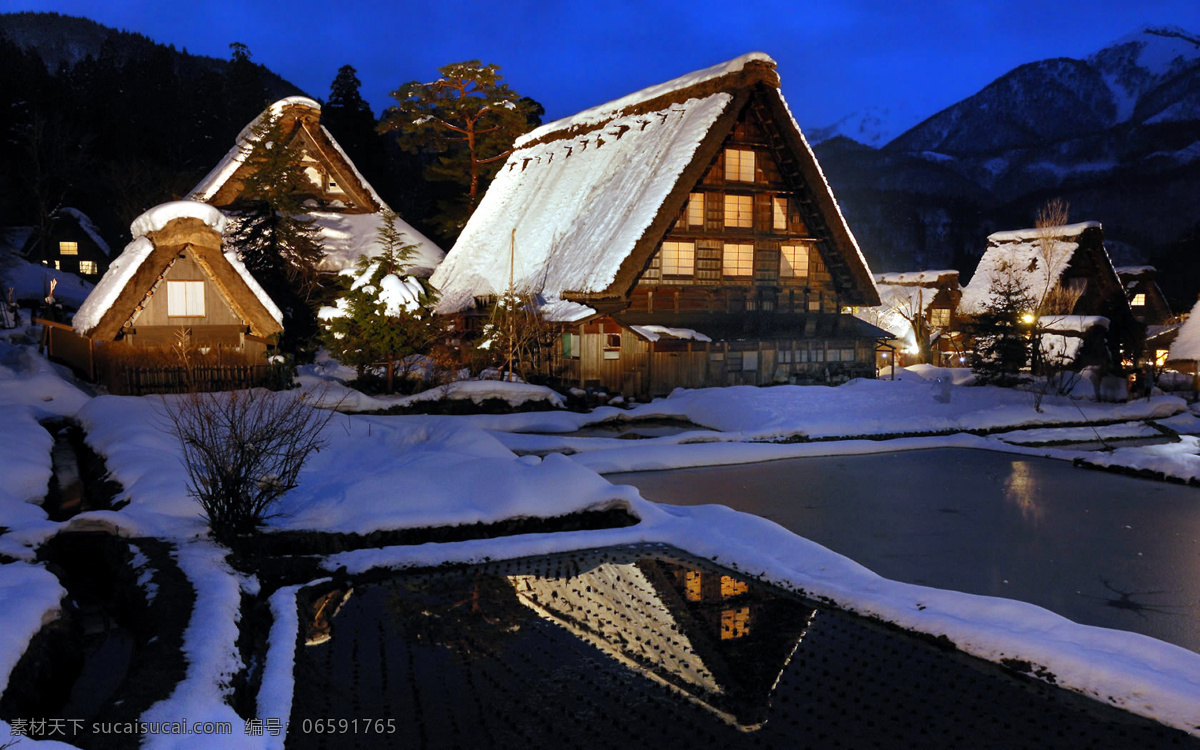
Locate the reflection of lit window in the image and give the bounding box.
[726,149,755,182]
[687,193,704,226]
[724,194,753,228]
[1156,349,1169,366]
[723,243,753,277]
[721,606,750,639]
[930,307,951,327]
[168,280,205,317]
[720,575,748,598]
[1131,293,1146,307]
[59,241,78,255]
[79,260,97,275]
[661,241,694,276]
[685,571,702,602]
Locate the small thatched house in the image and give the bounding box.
[71,201,282,360]
[959,222,1136,370]
[432,53,887,397]
[22,207,111,279]
[190,96,443,275]
[854,270,963,369]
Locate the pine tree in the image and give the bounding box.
[322,65,386,191]
[967,259,1036,384]
[379,61,542,241]
[320,210,441,392]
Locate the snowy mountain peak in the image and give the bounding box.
[806,102,926,148]
[1087,25,1200,122]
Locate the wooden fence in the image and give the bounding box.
[118,363,294,396]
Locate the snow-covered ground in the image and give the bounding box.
[2,335,1200,745]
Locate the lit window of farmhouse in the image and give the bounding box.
[59,241,78,255]
[687,193,704,226]
[721,607,750,639]
[725,148,756,182]
[167,280,206,317]
[773,197,789,230]
[724,194,753,228]
[79,260,97,275]
[780,244,809,278]
[723,243,754,277]
[1131,293,1146,307]
[1156,349,1169,366]
[661,241,694,276]
[930,307,951,327]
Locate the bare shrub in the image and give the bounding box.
[165,388,337,541]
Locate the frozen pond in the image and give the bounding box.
[612,449,1200,654]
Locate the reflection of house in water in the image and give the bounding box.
[509,555,814,729]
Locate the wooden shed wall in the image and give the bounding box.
[132,251,244,329]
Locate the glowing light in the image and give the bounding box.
[1021,313,1035,325]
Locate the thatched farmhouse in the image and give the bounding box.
[43,201,286,392]
[191,96,443,274]
[22,207,111,280]
[958,222,1136,370]
[854,270,962,369]
[432,53,887,397]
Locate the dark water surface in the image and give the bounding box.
[288,547,1196,749]
[612,448,1200,654]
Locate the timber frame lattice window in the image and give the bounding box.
[79,260,97,275]
[167,280,206,317]
[687,193,705,227]
[723,243,754,277]
[59,241,78,255]
[929,307,951,327]
[1131,293,1146,307]
[661,241,695,277]
[725,148,756,182]
[780,244,810,279]
[724,194,754,229]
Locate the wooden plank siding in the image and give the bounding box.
[130,250,244,329]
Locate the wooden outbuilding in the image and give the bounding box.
[22,207,111,279]
[432,53,888,397]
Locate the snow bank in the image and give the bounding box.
[0,340,92,419]
[0,562,67,710]
[2,256,94,309]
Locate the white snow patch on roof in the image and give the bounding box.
[1039,315,1109,333]
[1169,299,1200,361]
[518,52,773,146]
[630,325,712,343]
[308,211,443,274]
[539,298,597,323]
[433,94,732,311]
[986,221,1101,244]
[959,224,1094,315]
[874,270,958,286]
[72,237,154,334]
[223,251,283,325]
[130,201,227,240]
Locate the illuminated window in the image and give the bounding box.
[685,571,702,602]
[59,241,78,255]
[808,298,822,312]
[661,241,694,276]
[720,575,748,598]
[723,243,753,276]
[603,332,621,360]
[687,193,704,226]
[1156,349,1169,366]
[53,260,61,270]
[930,307,951,327]
[1131,293,1146,307]
[773,197,789,230]
[79,260,97,275]
[724,194,753,228]
[780,244,809,278]
[167,280,205,317]
[721,607,751,639]
[725,148,755,182]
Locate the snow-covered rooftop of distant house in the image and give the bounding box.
[73,202,282,334]
[873,270,958,286]
[1169,298,1200,361]
[518,52,774,145]
[853,282,942,345]
[1114,265,1156,277]
[432,94,732,311]
[308,211,442,274]
[959,222,1100,315]
[57,207,111,256]
[1039,315,1109,333]
[630,325,712,343]
[538,298,597,323]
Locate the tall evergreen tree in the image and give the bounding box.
[322,64,386,189]
[379,61,541,242]
[967,260,1037,384]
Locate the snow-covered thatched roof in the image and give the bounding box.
[959,222,1103,315]
[190,97,443,274]
[1169,299,1200,361]
[432,53,877,313]
[73,201,283,339]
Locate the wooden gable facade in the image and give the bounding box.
[1115,266,1173,326]
[435,54,887,398]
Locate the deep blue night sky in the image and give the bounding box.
[8,0,1200,132]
